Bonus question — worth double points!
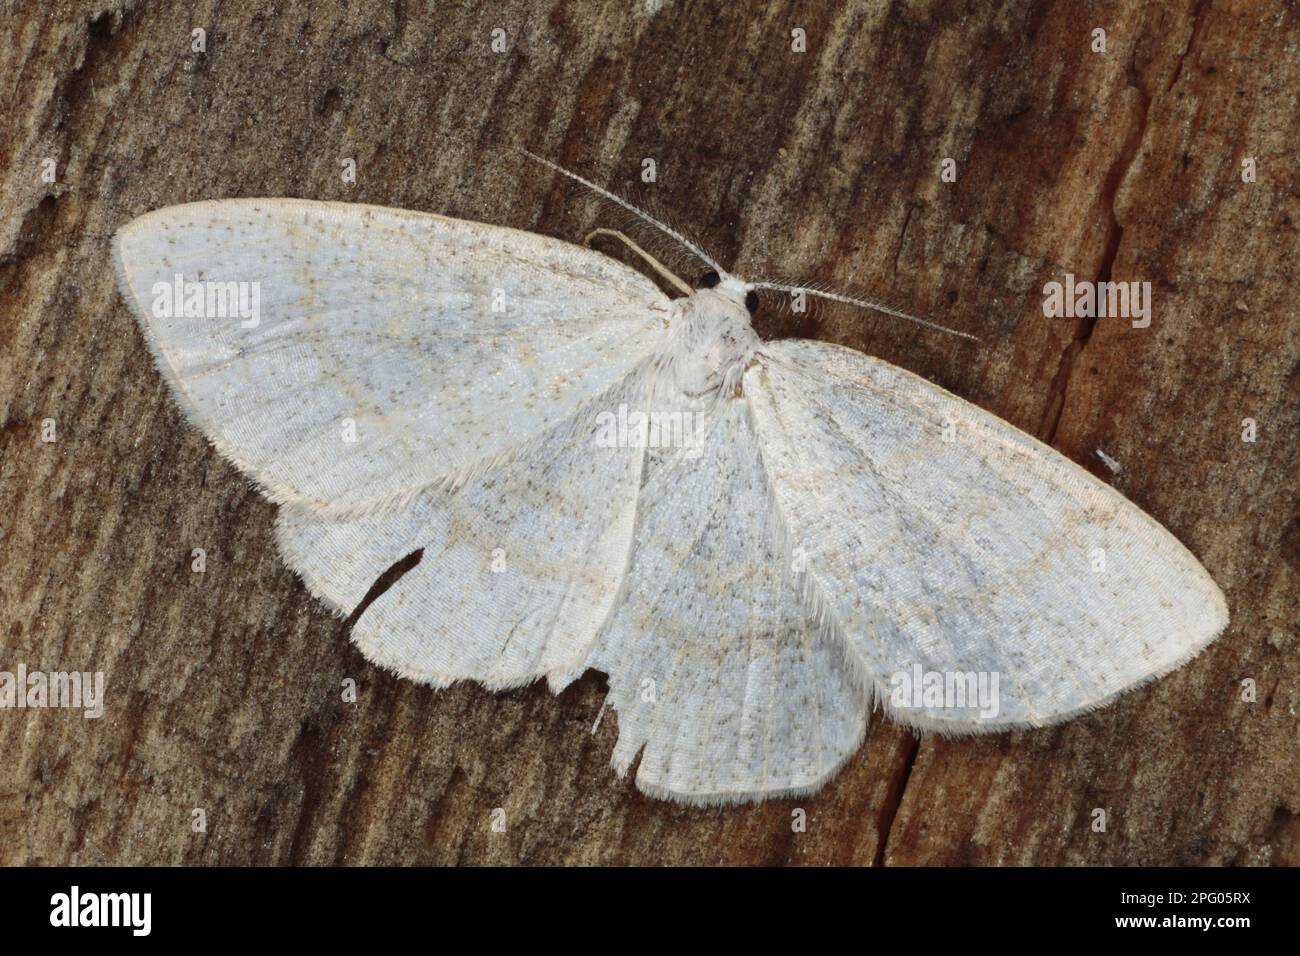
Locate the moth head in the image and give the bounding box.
[698,270,759,315]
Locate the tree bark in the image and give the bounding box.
[1,0,1296,865]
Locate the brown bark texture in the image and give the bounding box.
[0,0,1297,865]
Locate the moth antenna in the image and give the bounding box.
[750,282,981,343]
[518,149,725,275]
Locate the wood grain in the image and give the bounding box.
[1,0,1296,865]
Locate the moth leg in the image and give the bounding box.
[584,228,693,296]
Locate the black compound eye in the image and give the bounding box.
[699,270,721,288]
[744,289,759,314]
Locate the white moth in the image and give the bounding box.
[112,156,1228,805]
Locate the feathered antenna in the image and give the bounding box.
[519,149,978,343]
[517,148,725,274]
[750,282,981,343]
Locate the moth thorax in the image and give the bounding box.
[662,290,761,400]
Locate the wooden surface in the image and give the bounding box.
[1,0,1296,865]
